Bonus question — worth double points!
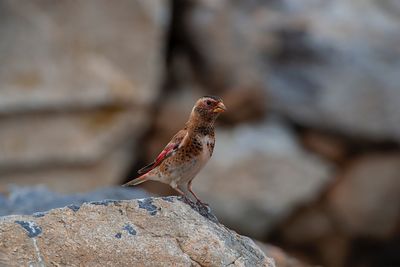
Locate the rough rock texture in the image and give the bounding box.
[0,186,149,217]
[0,0,169,191]
[193,118,333,238]
[0,197,275,267]
[182,0,400,142]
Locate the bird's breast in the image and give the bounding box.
[199,135,215,160]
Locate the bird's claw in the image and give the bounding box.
[196,201,211,214]
[196,200,209,207]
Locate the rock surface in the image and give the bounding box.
[194,119,333,238]
[0,197,275,267]
[0,186,149,217]
[0,0,169,191]
[0,0,168,113]
[182,0,400,142]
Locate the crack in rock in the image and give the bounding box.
[175,237,202,267]
[225,255,242,266]
[30,237,45,267]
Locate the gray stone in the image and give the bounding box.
[183,0,400,141]
[0,197,275,267]
[193,118,333,238]
[0,186,149,217]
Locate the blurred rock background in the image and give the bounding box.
[1,0,399,266]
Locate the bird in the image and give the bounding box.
[123,96,226,205]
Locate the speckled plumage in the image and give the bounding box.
[123,96,226,204]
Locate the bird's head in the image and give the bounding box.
[192,96,227,122]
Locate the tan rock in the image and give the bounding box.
[0,0,169,191]
[0,197,275,267]
[0,108,146,170]
[0,147,134,193]
[0,0,168,113]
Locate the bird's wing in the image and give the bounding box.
[138,129,188,175]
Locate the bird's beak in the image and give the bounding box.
[213,102,227,113]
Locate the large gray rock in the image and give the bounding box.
[194,118,333,238]
[182,0,400,141]
[0,0,169,191]
[0,197,275,267]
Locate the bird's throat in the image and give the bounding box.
[186,112,216,136]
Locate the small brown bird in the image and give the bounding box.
[123,96,226,204]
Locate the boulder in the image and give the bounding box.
[0,0,168,113]
[0,197,275,267]
[182,0,400,142]
[0,0,169,191]
[193,118,333,238]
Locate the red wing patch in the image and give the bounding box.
[137,142,180,175]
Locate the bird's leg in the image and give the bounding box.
[171,185,192,204]
[172,186,185,196]
[187,180,208,206]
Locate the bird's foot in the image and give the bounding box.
[178,196,211,213]
[196,199,209,207]
[179,195,195,205]
[195,200,212,215]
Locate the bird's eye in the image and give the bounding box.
[206,100,212,106]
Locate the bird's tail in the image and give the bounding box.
[122,174,149,187]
